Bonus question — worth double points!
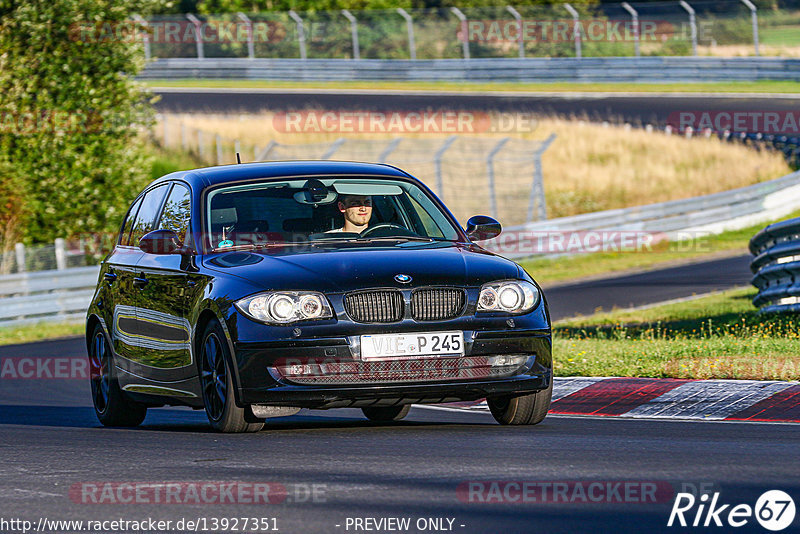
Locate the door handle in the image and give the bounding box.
[133,276,149,288]
[103,272,117,283]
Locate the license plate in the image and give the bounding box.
[360,331,464,361]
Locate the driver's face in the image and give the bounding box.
[339,195,372,227]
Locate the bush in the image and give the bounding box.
[0,0,163,245]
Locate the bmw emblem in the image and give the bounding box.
[394,274,412,284]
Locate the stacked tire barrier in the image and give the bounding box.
[749,217,800,313]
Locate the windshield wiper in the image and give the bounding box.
[359,236,436,243]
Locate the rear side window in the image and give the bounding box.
[119,196,143,246]
[158,183,191,244]
[129,184,170,247]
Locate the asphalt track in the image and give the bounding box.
[1,378,798,534]
[0,256,795,534]
[153,88,800,130]
[544,254,753,320]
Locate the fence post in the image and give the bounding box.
[379,138,401,162]
[236,12,255,59]
[289,10,307,60]
[181,122,188,151]
[486,137,510,220]
[396,8,416,60]
[256,140,277,161]
[528,133,556,222]
[434,135,458,199]
[14,243,25,273]
[216,134,224,165]
[321,138,346,159]
[341,10,360,60]
[162,115,169,147]
[621,2,639,58]
[54,238,67,271]
[132,15,151,61]
[679,1,697,56]
[197,130,204,159]
[506,6,524,58]
[186,14,205,59]
[740,0,759,56]
[450,7,470,60]
[563,4,581,59]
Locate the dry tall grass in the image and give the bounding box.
[159,113,791,223]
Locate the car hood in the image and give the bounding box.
[202,241,520,294]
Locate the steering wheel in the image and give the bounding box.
[360,223,415,238]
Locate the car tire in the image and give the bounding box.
[487,381,552,426]
[89,324,147,427]
[199,320,264,433]
[362,405,411,422]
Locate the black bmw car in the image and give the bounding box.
[86,161,552,432]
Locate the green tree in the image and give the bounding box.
[0,0,164,244]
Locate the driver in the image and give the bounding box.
[328,194,373,233]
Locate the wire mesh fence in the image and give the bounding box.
[158,117,556,229]
[0,240,88,275]
[115,1,800,60]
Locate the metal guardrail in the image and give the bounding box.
[139,57,800,83]
[749,217,800,313]
[487,169,800,259]
[0,266,99,326]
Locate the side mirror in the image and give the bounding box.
[139,229,182,255]
[466,215,502,241]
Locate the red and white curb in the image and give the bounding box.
[435,377,800,423]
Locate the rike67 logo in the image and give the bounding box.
[668,490,795,531]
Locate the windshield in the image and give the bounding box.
[205,177,461,251]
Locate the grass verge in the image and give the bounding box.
[146,79,800,95]
[0,321,84,347]
[518,211,800,285]
[554,287,799,381]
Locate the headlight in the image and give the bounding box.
[477,280,540,314]
[235,291,333,324]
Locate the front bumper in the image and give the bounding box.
[232,329,552,409]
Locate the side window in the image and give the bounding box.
[129,184,170,247]
[158,183,191,244]
[119,196,143,246]
[404,195,446,238]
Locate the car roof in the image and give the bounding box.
[150,160,415,191]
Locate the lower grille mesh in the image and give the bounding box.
[274,356,523,385]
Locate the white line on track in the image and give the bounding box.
[413,404,800,425]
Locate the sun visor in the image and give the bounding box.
[332,182,403,196]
